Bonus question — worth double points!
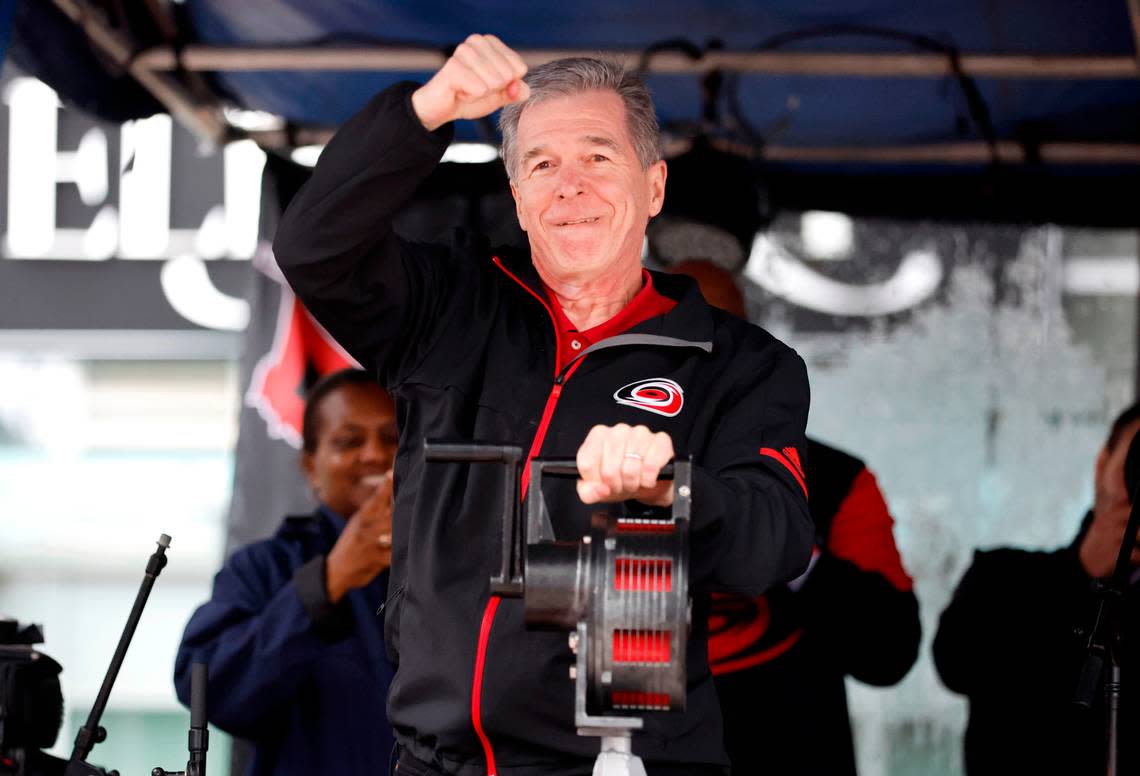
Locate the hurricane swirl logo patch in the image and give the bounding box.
[614,378,684,417]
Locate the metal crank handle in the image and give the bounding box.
[536,459,675,479]
[424,442,522,463]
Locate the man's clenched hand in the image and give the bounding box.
[576,423,675,507]
[412,34,529,132]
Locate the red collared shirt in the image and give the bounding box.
[544,269,677,368]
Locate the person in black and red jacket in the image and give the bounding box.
[669,259,921,776]
[710,438,920,776]
[274,36,813,776]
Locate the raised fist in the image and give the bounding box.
[412,34,529,131]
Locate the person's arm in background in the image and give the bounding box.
[933,544,1094,697]
[797,466,921,685]
[173,541,354,739]
[933,480,1137,699]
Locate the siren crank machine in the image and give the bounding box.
[424,442,693,776]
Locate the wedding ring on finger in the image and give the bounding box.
[378,533,392,548]
[624,452,644,461]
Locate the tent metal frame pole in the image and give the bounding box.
[131,46,1140,80]
[756,141,1140,164]
[1128,0,1140,69]
[247,124,1140,163]
[48,0,229,148]
[42,5,1140,161]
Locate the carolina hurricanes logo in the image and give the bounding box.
[613,378,684,417]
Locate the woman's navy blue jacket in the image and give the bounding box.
[174,509,395,776]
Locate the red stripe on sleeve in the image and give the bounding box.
[759,447,808,497]
[826,468,914,592]
[781,446,805,478]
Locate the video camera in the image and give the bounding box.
[0,618,66,776]
[2,535,208,776]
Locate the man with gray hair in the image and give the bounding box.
[275,34,813,775]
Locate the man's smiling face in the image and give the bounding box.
[510,89,666,286]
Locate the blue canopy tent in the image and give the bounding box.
[12,0,1140,224]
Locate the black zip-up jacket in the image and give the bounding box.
[274,82,814,775]
[933,515,1138,776]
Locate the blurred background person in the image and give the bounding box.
[933,402,1140,776]
[668,257,922,776]
[174,369,398,776]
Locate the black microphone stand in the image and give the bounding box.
[153,662,209,776]
[65,535,172,776]
[187,662,209,776]
[1074,461,1140,775]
